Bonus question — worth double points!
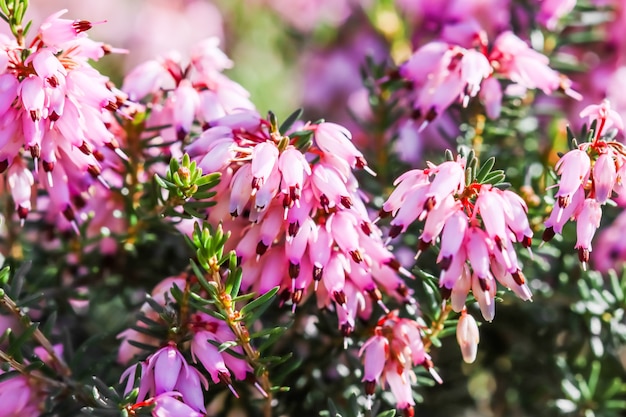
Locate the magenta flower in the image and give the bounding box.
[121,343,208,413]
[0,372,42,417]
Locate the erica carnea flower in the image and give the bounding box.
[380,153,533,321]
[189,312,251,397]
[186,109,413,335]
[122,37,254,142]
[0,9,126,226]
[0,372,42,417]
[543,100,626,269]
[127,392,204,417]
[359,311,441,417]
[121,343,208,412]
[398,23,580,129]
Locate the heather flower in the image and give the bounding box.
[537,0,577,30]
[151,393,204,417]
[543,100,626,268]
[189,312,251,397]
[359,311,441,417]
[0,9,126,225]
[0,372,42,417]
[381,155,532,320]
[398,25,580,129]
[122,37,254,142]
[187,110,413,334]
[121,343,208,412]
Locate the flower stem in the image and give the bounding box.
[0,292,71,377]
[207,261,273,417]
[423,302,453,352]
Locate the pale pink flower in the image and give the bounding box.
[121,37,253,143]
[151,392,203,417]
[579,99,624,139]
[538,0,576,30]
[575,199,602,269]
[38,9,98,46]
[0,9,126,225]
[490,31,561,95]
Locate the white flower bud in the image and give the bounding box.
[456,310,480,363]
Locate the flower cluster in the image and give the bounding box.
[359,311,440,417]
[380,155,533,320]
[398,22,580,129]
[543,100,626,269]
[0,9,126,225]
[186,110,413,334]
[122,37,254,142]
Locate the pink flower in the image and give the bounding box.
[575,199,602,269]
[151,393,204,417]
[359,312,440,416]
[383,155,533,319]
[543,101,626,265]
[189,111,412,333]
[538,0,577,30]
[0,9,126,225]
[38,9,99,46]
[0,372,42,417]
[121,37,254,143]
[579,99,624,139]
[490,31,560,95]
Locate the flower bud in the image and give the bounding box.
[456,310,479,363]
